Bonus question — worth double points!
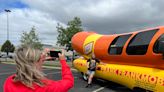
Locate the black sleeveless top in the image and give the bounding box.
[87,58,100,71]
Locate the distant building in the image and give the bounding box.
[42,44,65,50]
[42,44,54,49]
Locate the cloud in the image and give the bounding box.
[0,8,62,45]
[1,0,164,46]
[22,0,164,34]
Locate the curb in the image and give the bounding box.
[1,62,77,71]
[42,66,77,71]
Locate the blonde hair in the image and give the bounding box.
[13,46,45,88]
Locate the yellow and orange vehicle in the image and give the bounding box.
[71,26,164,92]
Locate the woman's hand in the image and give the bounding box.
[39,49,49,62]
[39,53,46,62]
[58,49,66,60]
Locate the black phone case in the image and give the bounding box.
[50,51,61,57]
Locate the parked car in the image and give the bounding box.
[0,53,14,59]
[66,56,71,62]
[0,54,8,58]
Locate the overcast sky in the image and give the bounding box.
[0,0,164,46]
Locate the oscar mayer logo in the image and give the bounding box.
[84,41,93,55]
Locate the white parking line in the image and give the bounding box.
[2,62,77,71]
[42,68,54,71]
[92,85,108,92]
[42,66,77,71]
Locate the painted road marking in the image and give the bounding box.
[1,62,15,65]
[92,85,109,92]
[42,66,77,71]
[42,68,54,71]
[2,62,77,71]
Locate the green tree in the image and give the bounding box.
[56,17,83,51]
[20,27,43,50]
[1,40,15,55]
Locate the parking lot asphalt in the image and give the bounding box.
[0,63,132,92]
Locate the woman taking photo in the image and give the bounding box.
[3,46,74,92]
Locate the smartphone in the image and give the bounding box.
[49,51,61,58]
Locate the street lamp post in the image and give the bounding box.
[4,9,11,56]
[4,9,11,41]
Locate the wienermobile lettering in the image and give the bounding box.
[71,26,164,92]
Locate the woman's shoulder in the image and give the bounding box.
[4,75,15,84]
[3,75,15,88]
[5,74,15,80]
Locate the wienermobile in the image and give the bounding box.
[71,26,164,92]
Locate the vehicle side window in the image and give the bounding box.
[126,29,158,55]
[153,34,164,53]
[108,34,132,55]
